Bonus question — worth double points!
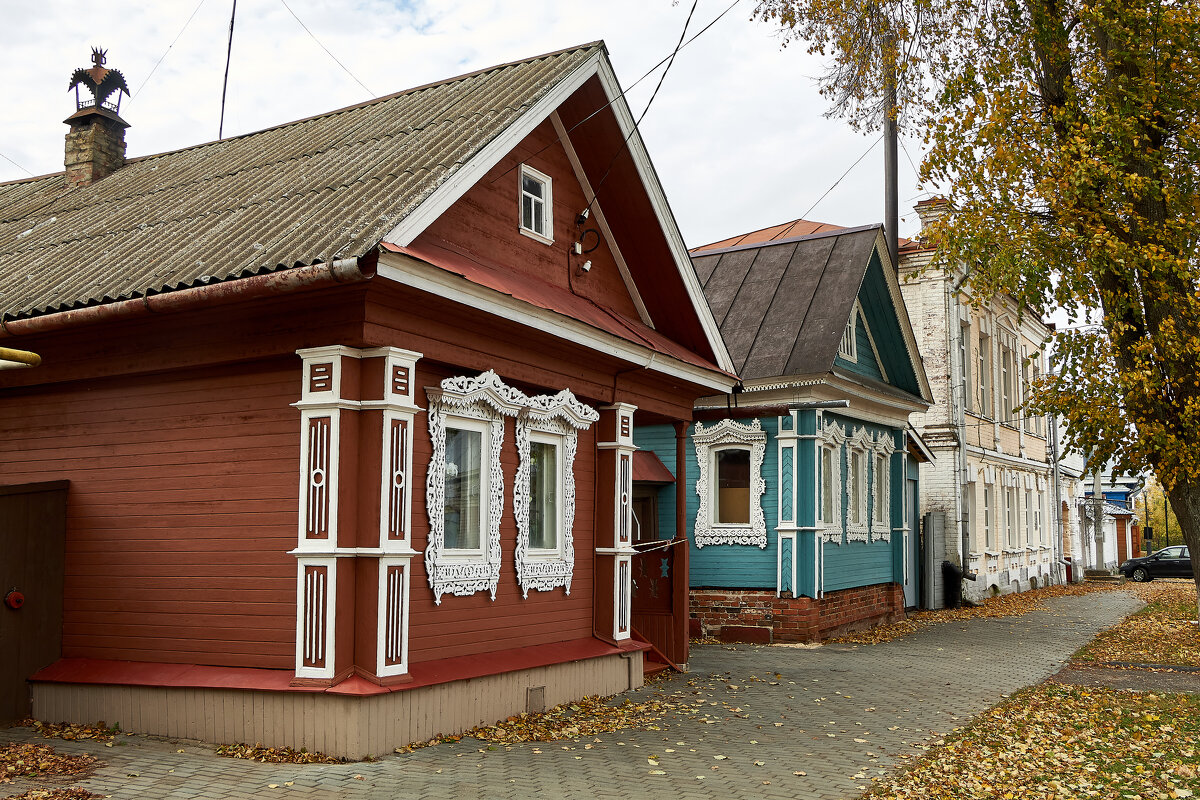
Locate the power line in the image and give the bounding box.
[279,0,375,99]
[133,0,209,100]
[581,0,700,215]
[489,0,743,188]
[218,0,237,140]
[795,134,883,222]
[0,150,35,177]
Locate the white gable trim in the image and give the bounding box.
[592,58,733,374]
[377,251,735,393]
[549,111,654,329]
[871,230,934,403]
[854,298,890,383]
[380,48,733,376]
[383,51,605,249]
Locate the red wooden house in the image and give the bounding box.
[0,43,734,757]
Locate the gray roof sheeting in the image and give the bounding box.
[0,43,600,320]
[691,226,880,381]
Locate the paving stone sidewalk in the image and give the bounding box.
[1,589,1143,800]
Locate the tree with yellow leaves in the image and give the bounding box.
[756,0,1200,618]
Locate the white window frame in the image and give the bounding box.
[869,431,897,542]
[984,484,994,550]
[846,427,873,542]
[514,388,597,598]
[518,164,554,245]
[693,418,767,548]
[978,331,992,418]
[439,416,492,559]
[1024,487,1034,548]
[1005,485,1018,549]
[838,306,858,362]
[425,371,527,604]
[819,420,847,543]
[1000,331,1018,426]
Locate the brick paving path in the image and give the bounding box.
[1,589,1143,800]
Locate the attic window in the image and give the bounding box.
[519,164,553,245]
[838,308,858,361]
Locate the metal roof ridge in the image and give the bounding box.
[690,224,884,258]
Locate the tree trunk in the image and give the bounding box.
[1165,479,1200,624]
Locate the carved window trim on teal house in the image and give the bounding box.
[819,420,846,544]
[693,418,767,548]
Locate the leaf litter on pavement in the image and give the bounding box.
[0,742,96,785]
[868,684,1200,799]
[1074,581,1200,668]
[833,581,1126,645]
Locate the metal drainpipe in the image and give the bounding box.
[948,275,969,573]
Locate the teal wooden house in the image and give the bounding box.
[633,221,934,643]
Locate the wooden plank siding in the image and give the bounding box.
[402,361,597,665]
[32,652,637,759]
[636,419,782,590]
[415,118,644,324]
[0,357,299,669]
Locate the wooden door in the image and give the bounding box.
[0,482,67,722]
[630,490,687,666]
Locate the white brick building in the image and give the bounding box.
[898,201,1060,605]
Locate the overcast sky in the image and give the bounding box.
[0,0,931,247]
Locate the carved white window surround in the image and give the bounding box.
[425,371,528,604]
[870,433,896,543]
[846,427,874,543]
[514,389,599,598]
[820,421,846,543]
[693,418,768,548]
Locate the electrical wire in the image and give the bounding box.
[278,0,375,98]
[133,0,209,100]
[0,151,34,177]
[218,0,237,140]
[795,134,883,224]
[489,0,743,188]
[579,0,700,215]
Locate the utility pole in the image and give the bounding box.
[883,39,899,272]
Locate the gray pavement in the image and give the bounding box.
[1,589,1143,800]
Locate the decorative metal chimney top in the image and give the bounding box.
[68,47,130,115]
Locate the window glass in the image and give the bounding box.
[522,175,543,198]
[850,451,864,525]
[529,440,559,550]
[444,426,482,550]
[821,447,834,523]
[520,169,549,237]
[873,453,888,525]
[716,448,751,524]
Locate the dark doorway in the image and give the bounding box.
[0,481,68,722]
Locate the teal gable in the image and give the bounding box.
[672,220,936,632]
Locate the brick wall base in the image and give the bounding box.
[690,584,906,644]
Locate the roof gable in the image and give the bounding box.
[691,224,932,402]
[0,42,733,379]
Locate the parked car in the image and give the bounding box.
[1119,546,1192,582]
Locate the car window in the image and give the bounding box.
[1160,547,1184,559]
[1183,547,1190,559]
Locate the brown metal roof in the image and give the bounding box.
[691,218,847,252]
[689,225,882,381]
[0,43,602,321]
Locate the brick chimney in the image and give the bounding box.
[64,47,130,188]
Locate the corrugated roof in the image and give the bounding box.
[0,43,602,321]
[690,226,882,381]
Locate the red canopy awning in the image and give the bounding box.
[632,450,676,484]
